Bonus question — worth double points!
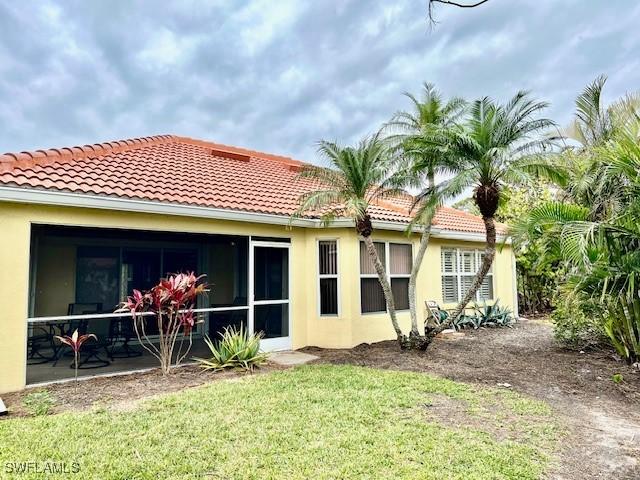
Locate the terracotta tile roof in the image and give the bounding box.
[0,135,505,235]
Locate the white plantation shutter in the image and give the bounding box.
[461,250,476,273]
[479,276,493,300]
[441,249,457,273]
[441,248,495,303]
[441,276,458,303]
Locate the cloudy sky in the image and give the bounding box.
[0,1,638,162]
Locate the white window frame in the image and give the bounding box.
[441,247,494,303]
[317,239,340,317]
[359,240,413,314]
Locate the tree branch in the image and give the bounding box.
[428,0,491,24]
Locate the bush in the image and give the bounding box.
[551,295,607,350]
[452,299,515,330]
[22,390,56,416]
[195,325,268,372]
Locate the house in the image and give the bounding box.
[0,135,516,393]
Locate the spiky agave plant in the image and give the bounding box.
[195,325,268,372]
[54,329,96,390]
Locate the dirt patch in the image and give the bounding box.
[1,362,284,418]
[303,318,640,480]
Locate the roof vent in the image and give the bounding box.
[210,148,250,162]
[287,164,304,173]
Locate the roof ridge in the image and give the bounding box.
[0,134,176,173]
[173,136,305,166]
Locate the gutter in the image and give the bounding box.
[0,186,510,243]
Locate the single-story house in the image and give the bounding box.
[0,135,516,393]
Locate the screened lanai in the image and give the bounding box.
[26,224,290,384]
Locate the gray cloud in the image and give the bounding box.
[0,0,638,163]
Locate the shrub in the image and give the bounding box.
[22,390,56,416]
[195,325,268,372]
[551,295,607,350]
[118,272,208,374]
[452,299,515,330]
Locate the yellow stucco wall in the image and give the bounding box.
[0,201,515,393]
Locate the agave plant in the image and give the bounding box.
[54,329,96,389]
[195,325,268,372]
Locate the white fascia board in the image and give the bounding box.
[0,186,509,243]
[0,186,314,227]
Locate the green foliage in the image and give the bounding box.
[550,295,607,350]
[449,300,515,330]
[22,390,56,416]
[195,325,268,372]
[515,77,640,360]
[602,295,640,362]
[612,373,623,384]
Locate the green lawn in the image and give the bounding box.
[0,365,559,479]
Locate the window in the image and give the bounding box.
[441,248,494,303]
[318,240,339,315]
[359,241,412,313]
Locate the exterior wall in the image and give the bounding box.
[0,200,516,393]
[302,230,516,349]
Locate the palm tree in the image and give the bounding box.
[384,83,466,341]
[425,92,558,335]
[294,136,408,346]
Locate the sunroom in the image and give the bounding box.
[26,224,291,385]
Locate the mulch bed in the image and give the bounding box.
[1,363,285,418]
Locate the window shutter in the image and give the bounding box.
[441,276,458,303]
[441,249,457,273]
[479,275,493,300]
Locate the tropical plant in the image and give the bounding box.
[422,91,558,336]
[471,300,514,328]
[513,77,640,359]
[195,325,268,372]
[550,294,606,349]
[384,83,466,341]
[294,136,418,348]
[22,390,56,416]
[117,272,208,374]
[54,329,97,389]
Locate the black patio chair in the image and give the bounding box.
[108,317,142,358]
[52,303,113,369]
[27,324,56,365]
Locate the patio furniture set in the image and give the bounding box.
[26,303,142,370]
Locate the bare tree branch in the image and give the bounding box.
[428,0,491,24]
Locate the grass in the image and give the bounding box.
[0,365,559,479]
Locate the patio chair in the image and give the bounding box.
[27,324,56,365]
[52,303,112,369]
[425,300,449,326]
[108,317,142,358]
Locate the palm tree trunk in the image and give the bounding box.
[408,227,431,336]
[408,173,435,338]
[362,234,404,344]
[428,215,496,336]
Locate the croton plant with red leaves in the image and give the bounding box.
[117,272,208,374]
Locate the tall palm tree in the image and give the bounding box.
[293,136,408,346]
[425,92,558,335]
[384,83,466,340]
